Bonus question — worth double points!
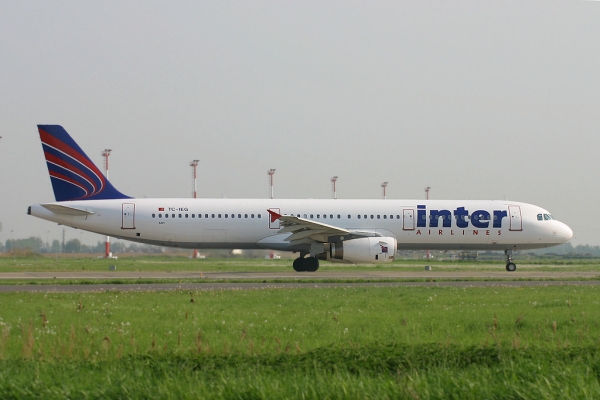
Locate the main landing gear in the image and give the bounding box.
[505,249,516,272]
[293,256,319,272]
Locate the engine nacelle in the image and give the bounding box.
[329,237,397,264]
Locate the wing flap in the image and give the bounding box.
[267,209,352,244]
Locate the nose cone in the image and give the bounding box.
[557,222,573,243]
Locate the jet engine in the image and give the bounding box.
[329,237,397,263]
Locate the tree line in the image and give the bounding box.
[2,237,163,254]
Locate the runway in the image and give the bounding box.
[0,270,599,292]
[1,270,599,280]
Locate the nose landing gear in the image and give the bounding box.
[505,249,516,272]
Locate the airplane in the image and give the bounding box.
[28,125,573,272]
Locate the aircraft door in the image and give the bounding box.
[508,206,522,231]
[122,203,135,229]
[402,209,415,230]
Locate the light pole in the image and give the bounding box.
[268,169,276,199]
[331,176,338,199]
[381,182,388,200]
[190,159,199,198]
[190,159,199,258]
[425,187,431,259]
[101,149,112,258]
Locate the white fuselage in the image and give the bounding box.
[29,198,573,252]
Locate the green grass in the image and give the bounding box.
[2,254,600,274]
[1,285,600,397]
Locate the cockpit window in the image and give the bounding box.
[537,214,543,221]
[544,214,552,220]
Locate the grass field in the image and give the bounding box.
[1,282,600,398]
[1,254,600,274]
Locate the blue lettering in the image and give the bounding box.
[429,210,452,228]
[417,205,427,227]
[454,207,469,228]
[414,206,509,230]
[471,210,490,228]
[493,210,508,228]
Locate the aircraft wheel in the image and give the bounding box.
[306,257,319,272]
[293,258,306,272]
[506,262,517,272]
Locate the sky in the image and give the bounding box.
[1,1,599,247]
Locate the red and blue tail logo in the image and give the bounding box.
[38,125,131,202]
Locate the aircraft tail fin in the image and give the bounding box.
[37,125,131,202]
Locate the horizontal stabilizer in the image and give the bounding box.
[41,204,95,216]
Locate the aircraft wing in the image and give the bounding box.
[267,209,381,246]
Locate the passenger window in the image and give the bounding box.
[377,215,380,219]
[396,215,399,219]
[165,214,169,218]
[317,214,321,218]
[212,214,215,218]
[245,214,248,218]
[258,214,261,218]
[347,215,351,219]
[323,214,326,219]
[383,215,387,219]
[152,214,155,218]
[178,214,182,218]
[251,214,254,218]
[304,214,307,218]
[238,214,242,218]
[225,214,228,218]
[158,214,162,218]
[537,214,543,221]
[310,214,314,218]
[330,214,333,219]
[364,215,367,219]
[370,215,374,219]
[192,214,195,218]
[172,214,175,218]
[185,214,188,218]
[205,214,208,218]
[358,215,361,219]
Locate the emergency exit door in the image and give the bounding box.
[122,203,135,229]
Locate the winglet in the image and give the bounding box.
[38,125,132,202]
[267,209,282,223]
